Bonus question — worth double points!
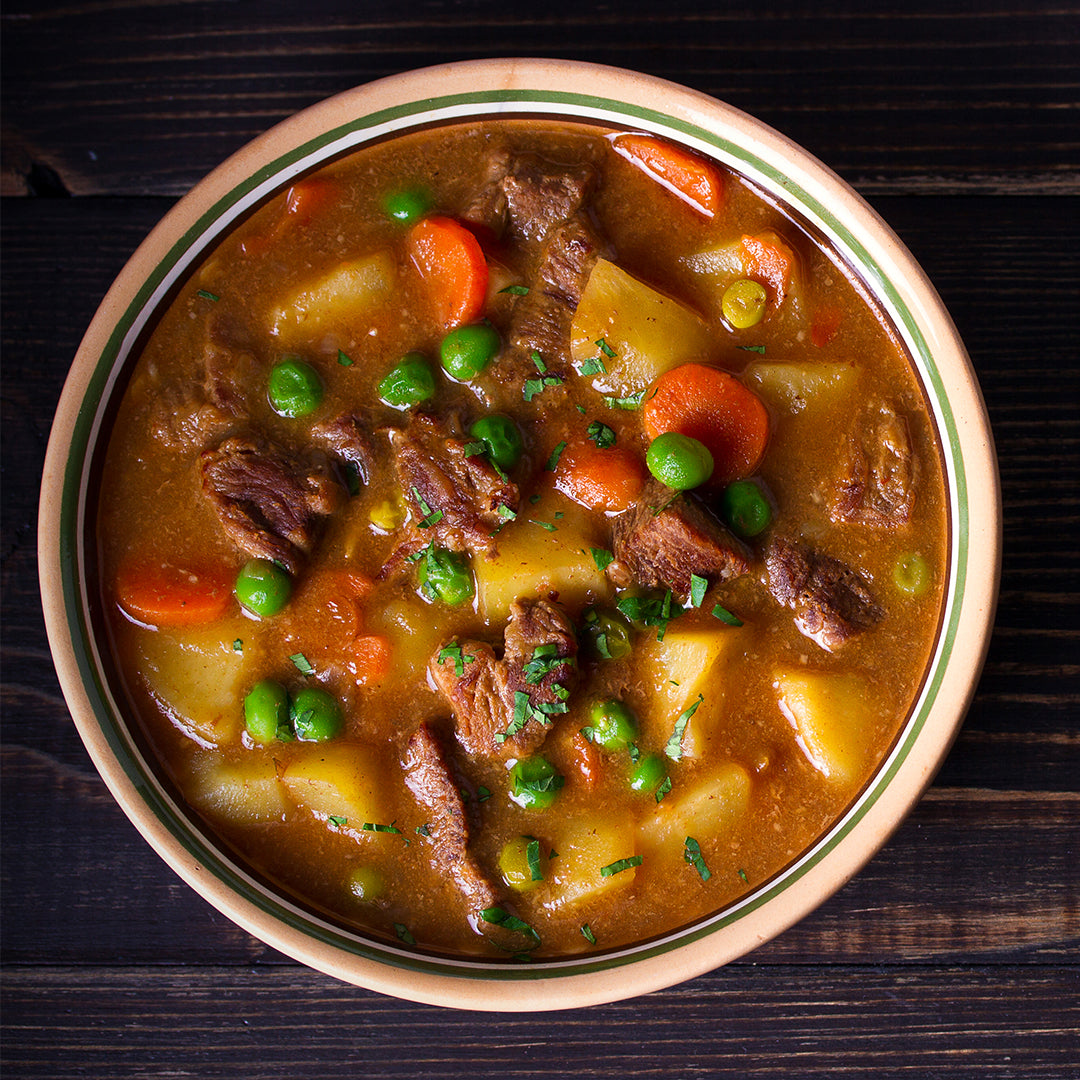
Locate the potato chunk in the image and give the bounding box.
[542,818,638,912]
[269,251,396,342]
[569,259,713,395]
[139,619,252,747]
[639,622,748,758]
[776,671,870,784]
[186,753,287,824]
[743,360,859,419]
[279,743,390,835]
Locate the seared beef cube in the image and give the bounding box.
[403,723,500,914]
[388,414,518,554]
[765,536,884,651]
[460,146,512,237]
[312,413,376,486]
[508,217,601,376]
[429,599,578,760]
[501,154,596,243]
[832,400,919,527]
[200,434,341,574]
[612,480,751,602]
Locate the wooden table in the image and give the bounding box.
[3,3,1077,1075]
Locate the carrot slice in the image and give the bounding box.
[643,362,770,484]
[739,232,795,307]
[810,305,843,347]
[408,216,489,329]
[283,177,337,226]
[116,561,232,628]
[611,133,724,217]
[555,444,646,513]
[347,634,393,685]
[571,731,601,791]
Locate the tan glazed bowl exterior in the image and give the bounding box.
[38,59,1001,1010]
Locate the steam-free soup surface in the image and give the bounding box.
[99,121,946,958]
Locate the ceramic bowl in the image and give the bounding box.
[38,58,1000,1010]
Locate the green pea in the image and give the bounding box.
[469,414,524,471]
[347,865,385,901]
[722,278,768,329]
[378,353,436,408]
[235,559,292,618]
[894,551,931,596]
[268,357,323,418]
[382,186,433,225]
[581,607,633,661]
[243,679,291,743]
[509,756,564,810]
[646,432,714,490]
[417,546,474,606]
[441,323,501,381]
[720,479,773,538]
[498,835,544,892]
[629,753,667,794]
[588,700,638,751]
[290,686,343,742]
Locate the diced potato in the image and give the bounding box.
[743,360,859,418]
[542,818,638,911]
[139,619,252,747]
[369,597,455,682]
[639,623,748,758]
[186,753,287,824]
[775,671,870,784]
[475,495,611,622]
[639,761,751,855]
[681,238,744,282]
[279,743,390,834]
[569,259,713,395]
[682,230,800,311]
[269,251,396,342]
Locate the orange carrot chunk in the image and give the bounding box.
[739,232,795,307]
[283,177,338,226]
[643,362,770,484]
[408,215,489,330]
[347,634,393,685]
[555,444,646,513]
[116,561,232,628]
[611,133,724,217]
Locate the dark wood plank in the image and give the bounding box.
[2,1,1078,197]
[3,965,1078,1078]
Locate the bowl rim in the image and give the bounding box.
[38,57,1001,1011]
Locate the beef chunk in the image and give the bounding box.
[403,723,500,914]
[312,413,376,486]
[612,480,751,602]
[501,154,596,243]
[388,413,518,555]
[765,536,884,651]
[200,434,341,574]
[460,146,511,237]
[429,599,579,760]
[832,400,919,527]
[507,216,601,377]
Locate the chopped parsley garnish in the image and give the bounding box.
[523,642,566,685]
[499,689,570,743]
[477,786,492,803]
[464,440,488,458]
[711,604,744,627]
[578,355,607,376]
[411,487,444,529]
[738,867,750,884]
[343,461,362,496]
[500,284,529,295]
[689,573,708,609]
[580,923,597,944]
[587,420,616,449]
[738,344,766,354]
[655,775,673,803]
[546,440,567,471]
[337,349,354,366]
[394,923,416,945]
[595,337,617,358]
[530,519,557,532]
[529,492,541,505]
[437,641,475,677]
[496,503,517,521]
[617,590,686,641]
[232,639,243,653]
[684,837,712,881]
[328,815,348,828]
[196,289,219,301]
[590,547,615,572]
[480,906,541,945]
[289,653,314,676]
[415,823,432,837]
[526,837,543,881]
[665,694,703,761]
[362,821,404,836]
[600,855,642,878]
[531,351,548,374]
[523,374,564,401]
[604,391,646,410]
[554,510,564,519]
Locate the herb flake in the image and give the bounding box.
[500,284,529,296]
[289,653,314,676]
[689,573,708,609]
[587,420,616,449]
[337,349,354,366]
[711,604,744,627]
[684,836,712,881]
[196,289,219,302]
[665,694,704,761]
[546,440,567,471]
[580,923,597,944]
[600,855,642,878]
[590,547,615,572]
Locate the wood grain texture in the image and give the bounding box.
[2,0,1078,197]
